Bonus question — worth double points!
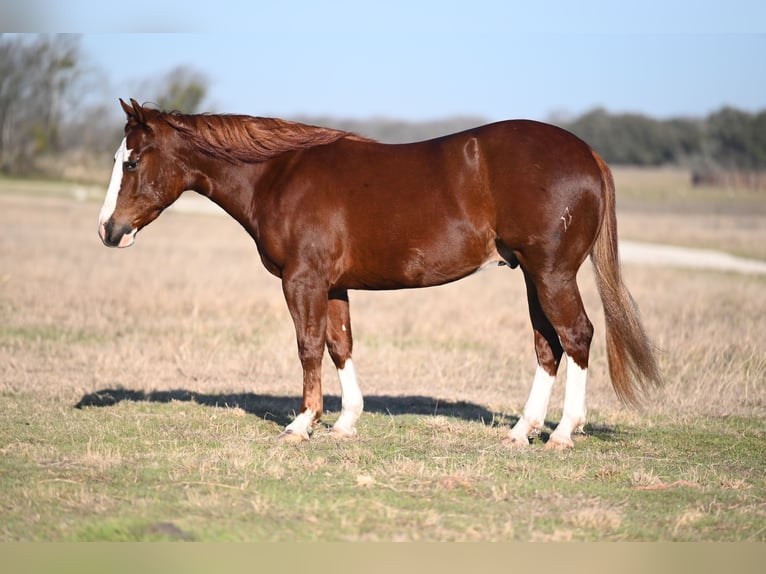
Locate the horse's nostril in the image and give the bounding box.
[101,219,134,248]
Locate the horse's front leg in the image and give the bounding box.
[325,290,363,437]
[278,271,329,442]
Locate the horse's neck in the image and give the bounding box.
[191,156,268,236]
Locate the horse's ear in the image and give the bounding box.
[120,98,148,125]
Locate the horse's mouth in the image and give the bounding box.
[98,220,137,248]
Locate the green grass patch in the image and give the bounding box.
[1,395,763,541]
[0,324,99,345]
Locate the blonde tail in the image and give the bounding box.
[590,151,663,405]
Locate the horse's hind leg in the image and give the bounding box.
[506,262,594,449]
[533,270,594,449]
[325,290,363,437]
[506,270,564,446]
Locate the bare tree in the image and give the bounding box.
[142,65,209,114]
[0,34,82,174]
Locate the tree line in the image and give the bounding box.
[560,107,766,172]
[1,35,765,182]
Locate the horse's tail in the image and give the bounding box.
[590,150,663,405]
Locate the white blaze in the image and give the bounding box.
[98,138,132,237]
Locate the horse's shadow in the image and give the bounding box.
[74,388,617,441]
[74,388,505,428]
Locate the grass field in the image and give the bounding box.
[1,171,765,541]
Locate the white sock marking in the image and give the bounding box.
[522,364,556,428]
[333,359,363,435]
[508,364,556,443]
[563,356,587,424]
[550,356,588,446]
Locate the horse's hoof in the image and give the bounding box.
[329,426,357,439]
[277,429,308,443]
[502,434,530,447]
[544,436,574,450]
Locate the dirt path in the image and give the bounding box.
[619,240,766,275]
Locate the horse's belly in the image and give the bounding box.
[343,234,500,290]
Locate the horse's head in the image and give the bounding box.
[98,98,189,248]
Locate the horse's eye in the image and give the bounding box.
[124,160,139,172]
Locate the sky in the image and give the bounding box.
[6,1,766,122]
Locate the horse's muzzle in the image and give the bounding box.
[99,219,136,248]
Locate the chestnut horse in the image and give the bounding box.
[98,99,661,449]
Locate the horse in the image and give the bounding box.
[98,98,662,449]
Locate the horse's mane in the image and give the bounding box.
[146,108,370,163]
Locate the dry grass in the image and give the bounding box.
[1,176,765,541]
[1,184,764,421]
[612,166,766,260]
